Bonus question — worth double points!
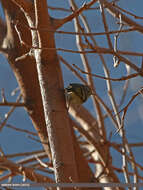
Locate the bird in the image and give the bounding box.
[65,83,92,108]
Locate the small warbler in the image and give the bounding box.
[65,83,92,106]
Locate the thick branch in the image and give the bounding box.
[33,0,79,184]
[1,0,51,161]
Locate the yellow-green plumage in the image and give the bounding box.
[65,83,92,106]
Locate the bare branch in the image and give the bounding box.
[0,102,26,107]
[0,94,22,132]
[102,0,143,34]
[55,0,98,29]
[73,64,139,81]
[0,156,54,183]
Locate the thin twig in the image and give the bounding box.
[0,102,26,107]
[0,94,22,132]
[73,64,139,81]
[56,0,98,29]
[113,3,143,19]
[1,88,7,103]
[5,124,37,136]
